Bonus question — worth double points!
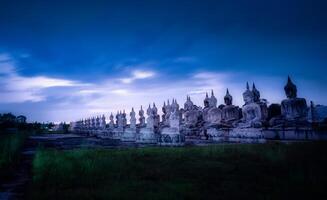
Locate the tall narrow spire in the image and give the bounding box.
[211,89,214,96]
[246,82,250,90]
[226,88,230,95]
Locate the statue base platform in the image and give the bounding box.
[229,128,266,143]
[112,128,123,140]
[122,128,137,142]
[159,127,185,146]
[263,127,327,140]
[137,128,157,144]
[207,128,226,142]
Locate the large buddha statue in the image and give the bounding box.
[236,83,262,128]
[183,95,201,126]
[203,90,222,127]
[281,76,308,122]
[221,89,240,127]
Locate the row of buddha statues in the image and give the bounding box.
[73,76,310,135]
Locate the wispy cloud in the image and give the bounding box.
[119,70,155,84]
[0,53,86,103]
[0,54,296,122]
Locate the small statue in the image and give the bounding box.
[130,108,136,129]
[146,104,154,129]
[109,113,115,128]
[139,106,145,127]
[152,103,160,127]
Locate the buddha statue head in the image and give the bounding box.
[224,88,233,106]
[139,105,144,116]
[252,83,260,102]
[243,82,254,104]
[284,76,297,99]
[184,95,194,111]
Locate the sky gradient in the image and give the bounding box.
[0,0,326,122]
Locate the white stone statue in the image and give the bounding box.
[139,106,145,126]
[221,89,240,127]
[146,104,154,129]
[130,107,136,129]
[236,83,262,128]
[109,113,115,128]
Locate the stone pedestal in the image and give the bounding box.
[229,128,266,143]
[112,127,123,140]
[122,128,137,142]
[207,128,226,142]
[137,128,157,144]
[159,127,185,146]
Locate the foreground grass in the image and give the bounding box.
[29,143,327,200]
[0,132,27,180]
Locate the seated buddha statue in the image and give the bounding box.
[203,90,222,128]
[269,76,308,127]
[236,83,262,128]
[281,77,308,123]
[221,89,240,127]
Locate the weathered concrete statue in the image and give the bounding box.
[130,108,136,129]
[117,111,124,128]
[269,76,308,127]
[236,83,262,128]
[146,104,154,129]
[183,96,201,126]
[152,103,160,128]
[139,106,145,127]
[100,115,106,129]
[281,76,308,121]
[221,89,240,127]
[109,113,115,129]
[203,90,222,127]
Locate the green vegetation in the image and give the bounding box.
[0,132,27,180]
[29,143,327,200]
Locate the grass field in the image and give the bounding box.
[28,142,327,200]
[0,132,27,180]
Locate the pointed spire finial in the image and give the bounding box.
[211,89,214,96]
[287,75,293,83]
[206,92,208,98]
[246,82,249,90]
[226,88,230,95]
[252,82,256,90]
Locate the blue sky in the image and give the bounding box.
[0,0,326,122]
